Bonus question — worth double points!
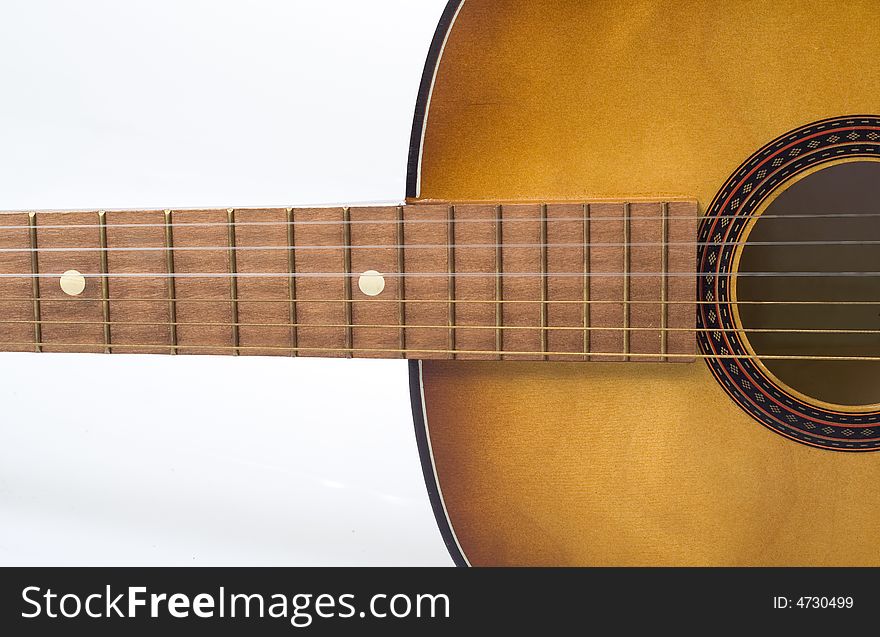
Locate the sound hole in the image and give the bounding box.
[737,160,880,407]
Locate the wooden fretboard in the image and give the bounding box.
[0,201,697,361]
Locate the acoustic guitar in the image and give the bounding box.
[2,0,880,566]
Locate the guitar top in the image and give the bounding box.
[412,0,880,566]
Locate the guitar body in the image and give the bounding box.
[411,0,880,565]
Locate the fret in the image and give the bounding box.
[350,206,401,358]
[623,202,631,360]
[342,207,353,358]
[402,203,450,358]
[447,205,456,358]
[0,213,37,352]
[629,202,664,361]
[396,205,406,355]
[287,207,298,356]
[583,204,590,359]
[666,201,698,359]
[451,203,496,360]
[227,209,240,355]
[34,212,105,353]
[495,204,503,359]
[29,213,42,352]
[501,203,543,360]
[106,210,171,354]
[234,208,290,356]
[660,202,670,360]
[294,207,347,357]
[98,211,111,352]
[539,204,548,360]
[545,203,587,361]
[164,210,178,353]
[589,203,626,361]
[172,209,234,355]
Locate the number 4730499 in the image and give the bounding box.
[773,597,854,609]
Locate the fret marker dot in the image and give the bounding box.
[358,270,386,297]
[60,270,86,296]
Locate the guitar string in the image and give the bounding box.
[5,340,880,361]
[4,237,880,253]
[4,206,878,338]
[1,318,879,336]
[0,297,872,306]
[1,209,880,231]
[0,271,878,278]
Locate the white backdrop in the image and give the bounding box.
[0,0,453,566]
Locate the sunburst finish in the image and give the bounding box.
[414,0,880,565]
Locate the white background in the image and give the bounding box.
[0,0,452,566]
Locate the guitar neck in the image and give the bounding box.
[0,201,696,361]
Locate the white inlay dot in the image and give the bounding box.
[60,270,86,296]
[358,270,386,297]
